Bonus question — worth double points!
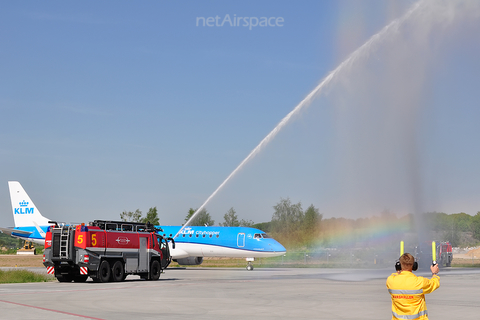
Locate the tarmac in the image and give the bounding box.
[0,267,479,319]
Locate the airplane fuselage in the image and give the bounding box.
[160,226,286,259]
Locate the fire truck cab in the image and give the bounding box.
[43,220,174,282]
[436,241,453,267]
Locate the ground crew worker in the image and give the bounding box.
[386,253,440,320]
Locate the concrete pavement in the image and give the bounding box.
[0,267,478,319]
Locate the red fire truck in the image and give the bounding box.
[414,240,453,268]
[43,220,174,282]
[436,241,453,267]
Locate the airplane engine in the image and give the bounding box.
[174,257,204,265]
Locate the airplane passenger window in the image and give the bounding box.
[203,235,206,238]
[216,235,219,238]
[196,234,199,237]
[209,235,212,238]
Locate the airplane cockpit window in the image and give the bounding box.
[262,233,272,238]
[254,233,262,239]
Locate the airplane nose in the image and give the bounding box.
[271,241,286,252]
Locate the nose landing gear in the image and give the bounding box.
[246,257,254,271]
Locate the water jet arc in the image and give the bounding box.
[174,0,424,238]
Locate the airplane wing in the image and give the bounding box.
[169,245,189,259]
[0,227,32,237]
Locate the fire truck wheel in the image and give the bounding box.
[111,261,125,282]
[73,275,88,282]
[150,260,161,280]
[56,274,73,282]
[98,260,111,283]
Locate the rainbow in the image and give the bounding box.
[317,216,411,248]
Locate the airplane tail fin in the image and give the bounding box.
[8,181,51,228]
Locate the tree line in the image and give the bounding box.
[120,198,480,249]
[120,206,254,227]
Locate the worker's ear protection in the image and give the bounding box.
[395,260,401,271]
[395,257,418,271]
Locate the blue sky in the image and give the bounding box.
[1,1,479,227]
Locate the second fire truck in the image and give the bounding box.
[43,220,174,282]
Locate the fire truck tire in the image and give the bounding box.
[150,260,161,280]
[97,260,111,283]
[111,261,125,282]
[56,274,73,282]
[73,275,88,282]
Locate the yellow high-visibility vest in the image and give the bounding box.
[386,271,440,320]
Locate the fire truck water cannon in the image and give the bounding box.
[43,220,174,283]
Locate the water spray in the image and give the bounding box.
[173,0,426,239]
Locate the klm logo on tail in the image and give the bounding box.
[14,200,34,214]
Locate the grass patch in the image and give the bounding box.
[0,269,53,283]
[452,263,480,268]
[0,248,18,255]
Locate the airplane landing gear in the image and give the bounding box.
[246,257,254,271]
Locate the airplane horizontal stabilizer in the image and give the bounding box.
[0,227,33,237]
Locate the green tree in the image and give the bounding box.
[252,221,272,232]
[142,207,160,225]
[270,197,305,248]
[184,208,198,224]
[472,212,480,241]
[450,212,473,232]
[272,197,304,229]
[120,209,142,222]
[239,219,255,227]
[303,204,322,243]
[185,208,215,226]
[304,204,321,229]
[298,204,322,248]
[220,207,239,226]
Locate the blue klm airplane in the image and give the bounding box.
[160,225,286,270]
[1,181,286,270]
